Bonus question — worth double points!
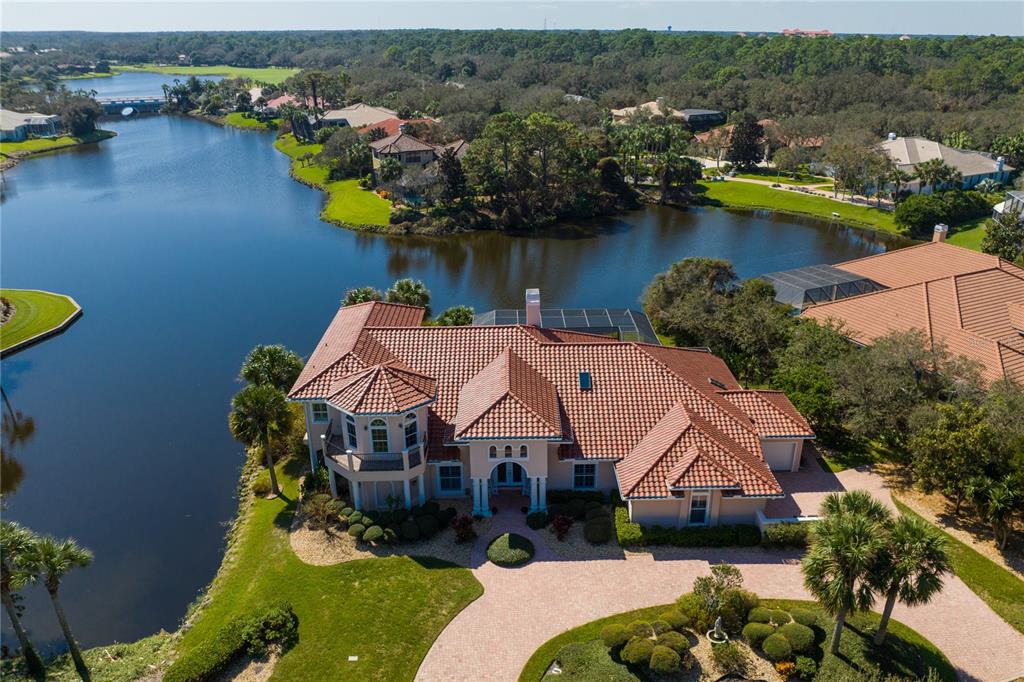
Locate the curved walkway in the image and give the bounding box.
[416,469,1024,682]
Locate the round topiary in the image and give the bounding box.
[585,506,607,521]
[347,511,363,525]
[656,630,690,654]
[649,644,681,674]
[790,609,817,627]
[362,525,384,543]
[440,507,458,526]
[347,523,366,538]
[400,519,420,541]
[583,518,612,544]
[747,607,774,624]
[601,624,631,650]
[769,609,791,625]
[546,503,565,519]
[486,533,535,567]
[566,499,587,520]
[339,507,354,517]
[742,622,775,647]
[620,637,655,667]
[651,619,672,636]
[628,620,655,639]
[416,514,439,538]
[391,508,410,524]
[659,609,690,631]
[778,622,815,653]
[360,514,375,527]
[526,511,548,530]
[762,632,793,662]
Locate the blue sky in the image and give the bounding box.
[3,1,1021,35]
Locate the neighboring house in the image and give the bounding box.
[288,291,815,528]
[0,108,61,141]
[321,103,399,129]
[369,132,467,171]
[782,28,834,37]
[695,118,826,152]
[879,135,1013,193]
[610,99,685,123]
[794,234,1024,384]
[992,190,1024,221]
[357,117,435,138]
[680,109,727,130]
[263,93,300,111]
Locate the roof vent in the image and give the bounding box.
[708,377,727,390]
[887,132,897,141]
[579,371,593,391]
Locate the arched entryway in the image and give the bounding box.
[489,460,528,492]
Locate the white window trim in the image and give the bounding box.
[404,413,418,448]
[436,463,463,497]
[688,491,710,527]
[311,403,329,423]
[345,415,358,449]
[519,445,528,459]
[573,462,597,490]
[370,418,390,453]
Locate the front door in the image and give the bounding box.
[493,462,524,487]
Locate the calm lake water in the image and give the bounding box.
[1,74,899,650]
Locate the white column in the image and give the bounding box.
[305,404,318,473]
[472,478,481,514]
[351,480,362,510]
[479,476,491,516]
[418,473,426,505]
[403,479,412,509]
[529,476,539,512]
[328,468,338,498]
[538,477,547,511]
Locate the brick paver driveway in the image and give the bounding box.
[415,469,1024,682]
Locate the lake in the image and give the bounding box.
[0,73,899,650]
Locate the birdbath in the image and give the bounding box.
[706,616,730,645]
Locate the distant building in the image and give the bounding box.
[782,28,833,37]
[0,108,61,141]
[880,135,1013,193]
[610,98,684,123]
[992,190,1024,221]
[321,103,400,129]
[369,132,467,170]
[680,109,727,130]
[357,117,435,138]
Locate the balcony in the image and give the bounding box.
[322,423,424,475]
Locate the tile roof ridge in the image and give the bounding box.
[622,404,693,497]
[834,241,977,268]
[501,347,563,434]
[684,408,779,491]
[924,280,935,340]
[670,444,741,488]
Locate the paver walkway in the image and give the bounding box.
[416,468,1024,682]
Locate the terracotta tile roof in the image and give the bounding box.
[326,361,437,415]
[357,117,434,138]
[804,246,1024,383]
[369,132,438,155]
[292,304,817,498]
[719,390,815,438]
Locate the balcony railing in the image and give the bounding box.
[322,424,424,474]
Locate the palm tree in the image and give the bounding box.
[887,166,914,201]
[31,536,94,680]
[0,521,45,676]
[240,345,304,393]
[801,492,889,654]
[869,515,949,645]
[914,159,960,194]
[228,384,292,497]
[379,157,403,184]
[385,278,432,316]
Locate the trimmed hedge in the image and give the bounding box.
[614,506,760,548]
[362,525,383,543]
[584,517,612,544]
[628,620,654,639]
[620,636,655,666]
[526,511,548,529]
[601,623,631,649]
[400,519,420,541]
[615,506,644,547]
[486,533,535,566]
[416,514,439,538]
[748,607,789,625]
[778,622,815,653]
[659,609,690,631]
[790,609,817,627]
[742,621,775,646]
[347,523,366,538]
[650,619,672,635]
[649,644,681,674]
[762,632,793,662]
[547,489,605,504]
[761,522,813,548]
[656,630,690,654]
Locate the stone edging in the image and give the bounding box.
[0,291,84,358]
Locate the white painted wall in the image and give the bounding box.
[762,440,802,472]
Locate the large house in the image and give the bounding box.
[288,291,815,529]
[879,135,1013,193]
[321,103,401,129]
[0,108,61,141]
[369,132,467,171]
[610,99,725,129]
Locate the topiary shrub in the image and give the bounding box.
[416,514,439,539]
[486,533,535,566]
[526,511,548,529]
[600,624,630,650]
[347,510,363,526]
[383,527,398,544]
[656,630,689,654]
[583,517,612,544]
[659,609,690,631]
[585,506,608,521]
[795,655,817,680]
[711,640,749,675]
[422,500,441,517]
[400,519,420,541]
[551,514,574,541]
[790,609,817,627]
[620,637,655,667]
[762,633,793,662]
[439,507,458,527]
[742,622,775,647]
[362,525,384,543]
[360,514,376,527]
[340,507,354,518]
[347,523,366,538]
[585,500,603,510]
[747,606,774,623]
[768,609,791,625]
[650,619,672,636]
[778,622,815,653]
[628,620,654,639]
[566,498,587,520]
[615,506,644,547]
[649,645,681,674]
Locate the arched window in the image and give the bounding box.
[404,413,418,448]
[504,445,513,458]
[370,418,389,453]
[488,445,497,459]
[519,445,528,459]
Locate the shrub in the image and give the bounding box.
[656,630,689,654]
[546,503,565,519]
[347,510,363,525]
[790,609,817,627]
[486,533,535,566]
[762,522,813,548]
[711,641,749,675]
[526,511,548,529]
[551,514,574,541]
[719,588,760,633]
[742,622,775,647]
[894,190,992,238]
[795,655,818,680]
[360,514,376,527]
[416,514,439,538]
[347,523,366,538]
[583,517,612,544]
[451,515,476,543]
[600,624,630,649]
[585,500,603,510]
[651,619,672,635]
[620,637,655,667]
[239,602,299,655]
[299,466,329,500]
[383,527,398,544]
[422,500,441,517]
[649,645,681,674]
[762,633,793,662]
[252,470,272,497]
[676,593,705,629]
[769,609,791,625]
[615,507,644,547]
[400,519,420,541]
[304,494,338,530]
[585,506,608,521]
[628,620,655,638]
[659,609,690,631]
[439,507,458,527]
[362,525,384,543]
[566,498,587,520]
[778,622,815,653]
[748,607,774,623]
[619,522,762,548]
[776,660,797,680]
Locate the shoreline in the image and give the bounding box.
[0,130,117,170]
[0,289,83,356]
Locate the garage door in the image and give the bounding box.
[763,442,796,471]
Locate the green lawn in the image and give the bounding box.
[117,64,298,84]
[520,598,955,682]
[175,458,483,681]
[223,112,281,131]
[817,440,896,473]
[893,499,1024,635]
[274,134,391,228]
[0,130,116,158]
[710,167,832,186]
[946,216,988,250]
[1,633,174,682]
[1,288,81,352]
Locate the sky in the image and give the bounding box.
[2,0,1022,36]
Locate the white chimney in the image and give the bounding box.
[933,223,949,243]
[887,132,897,141]
[525,288,541,327]
[997,156,1005,172]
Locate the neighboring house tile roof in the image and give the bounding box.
[322,103,398,128]
[880,136,1014,177]
[803,243,1024,383]
[719,390,816,438]
[369,132,439,155]
[290,302,815,499]
[326,361,437,415]
[357,117,434,137]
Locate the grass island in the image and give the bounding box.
[0,130,116,164]
[1,288,83,355]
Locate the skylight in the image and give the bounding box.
[708,377,727,390]
[579,371,593,391]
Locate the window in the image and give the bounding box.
[345,415,357,448]
[504,445,513,459]
[370,419,389,453]
[404,413,418,448]
[573,463,596,490]
[519,445,528,459]
[311,403,329,423]
[488,445,497,459]
[438,465,462,493]
[689,493,709,526]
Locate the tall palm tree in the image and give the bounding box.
[240,345,304,393]
[31,536,94,681]
[802,492,888,654]
[887,167,914,200]
[229,384,292,497]
[385,278,432,316]
[869,515,949,645]
[0,521,45,676]
[913,159,959,194]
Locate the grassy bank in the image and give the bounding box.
[946,216,988,250]
[893,499,1024,635]
[1,633,174,682]
[223,112,281,131]
[1,288,82,352]
[0,130,116,159]
[117,64,298,84]
[274,134,391,228]
[520,597,955,682]
[174,458,483,681]
[707,167,832,186]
